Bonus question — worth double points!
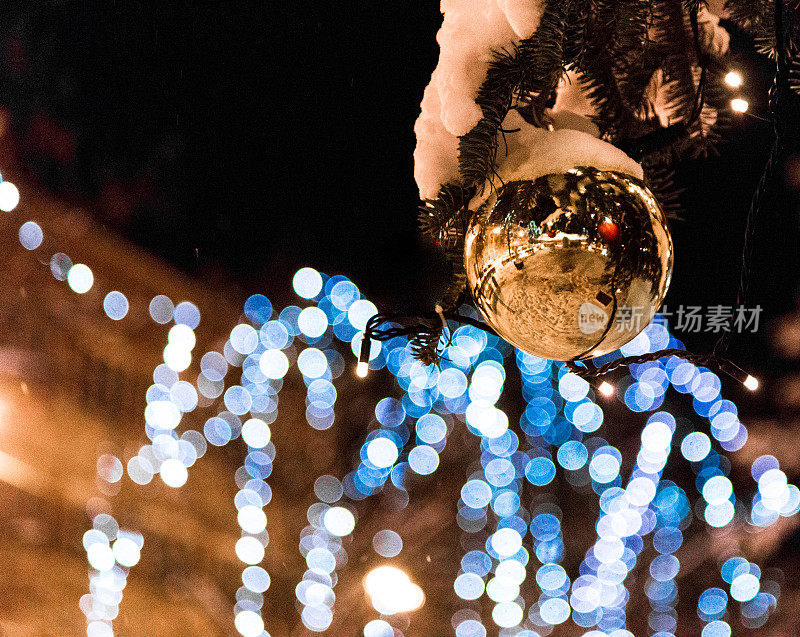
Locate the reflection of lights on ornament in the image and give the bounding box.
[731,98,749,113]
[0,181,20,212]
[598,381,615,397]
[364,566,424,615]
[464,168,672,360]
[744,375,759,391]
[598,219,619,242]
[725,71,743,88]
[492,226,502,234]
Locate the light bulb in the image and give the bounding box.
[731,98,749,113]
[724,71,743,88]
[356,361,369,378]
[744,375,759,391]
[598,381,615,397]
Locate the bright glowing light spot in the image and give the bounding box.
[323,506,355,536]
[461,479,492,508]
[537,563,567,590]
[454,573,485,600]
[50,252,72,280]
[641,421,672,451]
[149,295,174,323]
[103,291,129,320]
[731,573,760,602]
[366,438,399,469]
[373,529,403,557]
[144,400,181,430]
[356,361,369,377]
[238,505,267,534]
[758,468,788,498]
[160,458,188,488]
[230,324,258,354]
[173,301,201,328]
[298,347,328,378]
[364,566,424,615]
[348,299,378,331]
[466,402,509,438]
[731,98,749,113]
[486,577,519,603]
[18,221,43,249]
[364,619,394,637]
[234,610,264,637]
[557,440,588,470]
[699,587,728,616]
[87,543,115,571]
[408,445,439,475]
[455,620,486,637]
[598,381,615,397]
[293,267,323,298]
[496,560,525,585]
[0,181,20,211]
[681,431,711,462]
[242,418,271,448]
[416,413,447,444]
[87,623,113,637]
[492,601,523,627]
[314,475,343,503]
[559,372,590,401]
[67,263,93,293]
[539,596,570,624]
[724,71,743,87]
[224,384,253,416]
[702,475,733,505]
[491,528,522,557]
[705,501,735,527]
[702,620,731,637]
[163,343,191,372]
[97,454,123,483]
[259,349,289,379]
[744,375,759,391]
[235,536,265,565]
[298,306,329,338]
[169,324,197,350]
[112,537,141,567]
[589,450,621,483]
[242,566,271,593]
[302,604,333,631]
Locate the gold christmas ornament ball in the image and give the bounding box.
[464,167,673,360]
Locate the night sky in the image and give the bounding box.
[1,2,797,384]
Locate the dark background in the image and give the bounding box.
[0,2,797,389]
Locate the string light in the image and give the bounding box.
[0,170,783,633]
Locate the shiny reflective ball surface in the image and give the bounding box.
[464,167,673,360]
